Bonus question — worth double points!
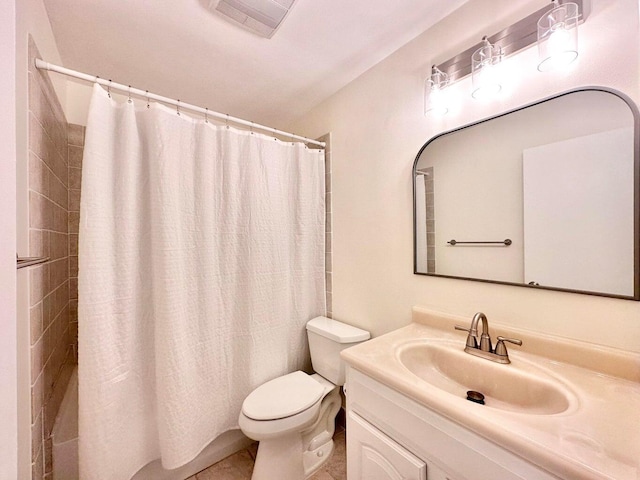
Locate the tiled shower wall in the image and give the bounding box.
[28,37,80,479]
[317,134,332,318]
[68,125,84,348]
[419,167,435,274]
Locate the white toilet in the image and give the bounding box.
[238,316,370,480]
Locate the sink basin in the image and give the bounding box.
[397,341,573,415]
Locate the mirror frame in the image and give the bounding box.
[413,87,640,300]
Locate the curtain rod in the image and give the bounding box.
[34,59,326,148]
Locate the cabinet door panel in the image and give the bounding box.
[348,411,426,480]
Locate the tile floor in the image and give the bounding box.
[187,428,346,480]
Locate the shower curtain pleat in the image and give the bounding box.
[78,84,325,479]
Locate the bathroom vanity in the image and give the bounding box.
[345,370,557,479]
[342,307,640,480]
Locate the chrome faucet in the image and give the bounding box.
[455,312,522,364]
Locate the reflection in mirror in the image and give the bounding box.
[413,89,639,299]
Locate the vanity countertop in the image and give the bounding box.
[341,307,640,480]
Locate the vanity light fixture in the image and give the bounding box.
[425,0,590,108]
[424,65,450,116]
[471,36,503,100]
[537,1,580,72]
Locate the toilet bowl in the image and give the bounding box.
[238,316,370,480]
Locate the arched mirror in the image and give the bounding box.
[413,88,640,300]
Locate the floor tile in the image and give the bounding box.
[323,430,346,479]
[192,429,345,480]
[195,450,254,480]
[246,442,258,461]
[308,470,335,480]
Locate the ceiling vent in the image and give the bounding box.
[208,0,298,38]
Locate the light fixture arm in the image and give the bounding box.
[429,65,449,90]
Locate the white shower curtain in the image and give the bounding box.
[78,84,326,479]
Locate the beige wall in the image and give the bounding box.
[1,0,18,478]
[288,0,640,352]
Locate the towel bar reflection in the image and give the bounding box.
[17,255,50,269]
[447,239,512,246]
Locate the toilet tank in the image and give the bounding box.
[306,316,370,385]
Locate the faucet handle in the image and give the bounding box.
[455,325,478,349]
[495,336,523,357]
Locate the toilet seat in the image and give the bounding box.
[242,371,325,421]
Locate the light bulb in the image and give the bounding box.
[545,24,578,70]
[428,85,448,116]
[472,63,501,100]
[549,23,571,50]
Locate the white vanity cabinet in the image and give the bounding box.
[348,411,428,480]
[345,367,561,480]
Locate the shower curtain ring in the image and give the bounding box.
[107,79,112,98]
[250,122,254,135]
[204,108,209,124]
[127,85,132,104]
[145,90,150,109]
[225,114,230,129]
[176,100,181,116]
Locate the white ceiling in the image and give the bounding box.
[43,0,469,126]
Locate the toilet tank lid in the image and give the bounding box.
[306,316,370,343]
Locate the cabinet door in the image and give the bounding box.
[347,411,427,480]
